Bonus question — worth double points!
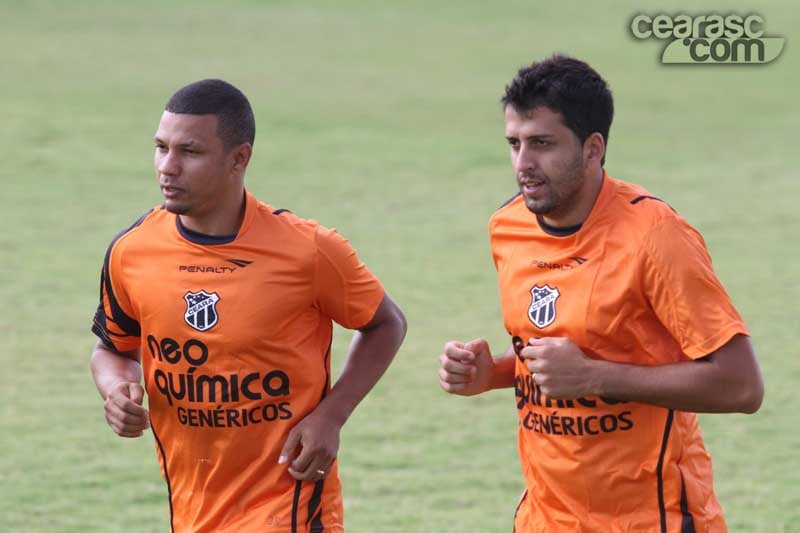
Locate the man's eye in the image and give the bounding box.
[155,145,167,152]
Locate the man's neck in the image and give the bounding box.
[540,167,604,228]
[179,189,246,236]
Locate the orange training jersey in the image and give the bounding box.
[489,173,747,533]
[92,191,384,533]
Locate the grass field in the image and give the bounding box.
[1,1,798,531]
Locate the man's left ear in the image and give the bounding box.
[232,144,253,174]
[584,133,606,165]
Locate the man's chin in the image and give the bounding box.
[163,200,190,215]
[522,196,554,215]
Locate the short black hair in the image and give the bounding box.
[502,54,613,163]
[165,79,255,149]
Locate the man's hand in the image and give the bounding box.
[438,339,495,396]
[273,293,405,483]
[104,381,150,438]
[521,337,598,400]
[278,410,342,481]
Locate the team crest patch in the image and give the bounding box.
[184,290,220,332]
[528,285,560,328]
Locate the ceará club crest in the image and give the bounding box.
[528,284,559,328]
[184,290,220,332]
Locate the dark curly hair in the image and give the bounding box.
[502,55,613,164]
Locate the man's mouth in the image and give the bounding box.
[520,179,546,195]
[161,186,183,199]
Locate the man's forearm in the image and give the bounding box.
[317,314,406,426]
[90,342,142,399]
[489,352,517,391]
[590,336,762,413]
[593,360,755,413]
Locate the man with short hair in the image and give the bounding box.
[438,55,763,532]
[91,78,406,533]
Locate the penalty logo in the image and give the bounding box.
[184,290,220,332]
[629,12,785,64]
[528,285,559,329]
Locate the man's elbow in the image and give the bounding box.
[382,295,408,342]
[361,297,408,349]
[736,377,764,414]
[395,306,408,340]
[384,305,408,350]
[712,336,764,414]
[89,341,106,372]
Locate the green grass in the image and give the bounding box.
[1,1,798,531]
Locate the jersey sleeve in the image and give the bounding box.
[91,239,142,355]
[313,226,385,329]
[488,220,501,272]
[640,217,748,359]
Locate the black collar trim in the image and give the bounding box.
[536,215,582,237]
[176,217,238,245]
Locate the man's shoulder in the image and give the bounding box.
[251,198,322,240]
[249,197,347,253]
[253,199,316,229]
[105,205,169,257]
[488,192,526,232]
[598,176,713,272]
[603,175,684,235]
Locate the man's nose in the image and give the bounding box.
[157,150,179,177]
[515,145,538,173]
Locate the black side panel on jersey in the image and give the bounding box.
[679,473,697,532]
[512,489,528,533]
[291,481,303,533]
[307,479,325,532]
[656,409,675,533]
[290,479,326,532]
[151,422,176,533]
[91,209,153,350]
[319,337,332,404]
